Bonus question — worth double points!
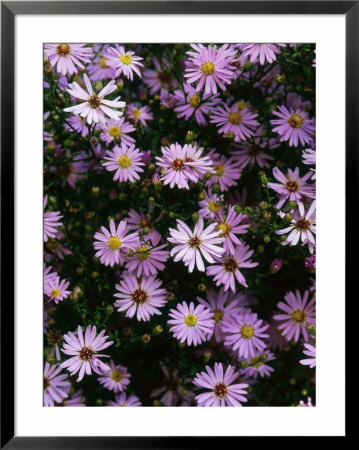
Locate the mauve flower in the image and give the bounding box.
[44,43,93,75]
[98,361,131,393]
[107,393,142,406]
[168,217,225,273]
[193,362,248,407]
[125,235,169,277]
[240,350,275,379]
[302,148,316,179]
[64,74,126,125]
[43,195,63,242]
[270,258,283,273]
[125,208,161,242]
[205,152,242,192]
[184,44,237,95]
[305,254,316,270]
[270,106,315,147]
[198,189,224,220]
[127,103,153,127]
[43,362,70,407]
[87,51,116,82]
[299,343,316,368]
[114,275,167,321]
[93,219,139,267]
[273,290,316,342]
[99,118,135,146]
[102,143,145,183]
[105,45,143,80]
[143,56,178,94]
[168,301,215,346]
[61,325,114,382]
[44,276,71,304]
[222,312,269,359]
[64,115,89,137]
[215,206,250,255]
[240,44,285,65]
[61,389,86,407]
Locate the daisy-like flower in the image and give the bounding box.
[300,343,316,368]
[61,325,113,382]
[87,52,116,82]
[276,201,316,253]
[168,301,215,346]
[273,290,316,342]
[205,153,242,192]
[267,167,315,209]
[210,103,259,143]
[270,106,315,147]
[184,44,237,95]
[107,393,142,406]
[231,130,278,169]
[99,118,135,146]
[44,195,63,242]
[98,360,131,393]
[93,219,139,267]
[240,350,275,379]
[173,83,220,126]
[156,143,214,190]
[124,208,161,242]
[64,74,126,125]
[207,245,258,292]
[43,362,71,407]
[216,206,250,255]
[127,103,153,127]
[222,312,269,359]
[114,275,167,322]
[193,363,248,407]
[198,189,224,220]
[105,45,144,80]
[143,56,178,94]
[240,44,285,65]
[64,115,90,137]
[60,389,86,407]
[168,216,225,273]
[302,148,316,179]
[160,89,176,109]
[197,288,244,342]
[44,43,93,75]
[44,264,58,284]
[125,235,169,278]
[102,143,145,183]
[44,276,71,304]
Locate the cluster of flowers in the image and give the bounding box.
[43,42,316,407]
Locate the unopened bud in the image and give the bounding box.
[212,184,220,194]
[261,174,268,186]
[123,327,131,336]
[257,245,264,253]
[46,355,58,365]
[166,292,175,301]
[105,305,114,316]
[203,171,212,180]
[275,73,286,83]
[89,136,98,145]
[203,351,212,363]
[197,283,206,292]
[152,325,163,336]
[142,334,151,344]
[263,211,271,221]
[225,131,235,140]
[240,360,249,369]
[263,235,271,244]
[270,258,283,273]
[259,201,268,210]
[192,212,199,222]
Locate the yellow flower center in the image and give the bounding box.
[291,309,306,324]
[56,44,71,56]
[111,370,124,382]
[208,201,220,212]
[201,61,215,75]
[223,257,239,273]
[237,100,247,110]
[50,288,61,298]
[213,308,224,324]
[217,222,232,237]
[184,314,198,327]
[240,325,254,339]
[131,108,141,118]
[250,356,264,368]
[288,114,304,128]
[107,236,122,250]
[214,164,226,177]
[99,57,109,68]
[108,126,122,138]
[213,382,228,398]
[118,155,132,168]
[137,245,151,260]
[228,111,243,125]
[120,54,132,65]
[189,95,201,107]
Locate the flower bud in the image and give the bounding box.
[123,327,131,336]
[192,212,199,222]
[225,131,235,140]
[89,136,98,145]
[142,334,151,344]
[270,258,282,273]
[203,351,212,363]
[152,325,163,336]
[46,355,58,365]
[259,201,268,210]
[166,292,175,301]
[263,235,271,244]
[212,184,220,194]
[263,211,271,221]
[203,171,212,180]
[257,245,264,253]
[197,283,206,292]
[240,360,249,368]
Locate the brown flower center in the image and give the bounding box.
[223,257,238,273]
[56,44,71,56]
[47,329,63,346]
[88,94,101,110]
[171,159,185,171]
[188,236,201,248]
[131,288,148,305]
[247,144,263,157]
[295,218,311,231]
[44,376,50,390]
[79,346,94,361]
[291,309,306,324]
[285,180,299,192]
[288,114,304,128]
[213,382,228,398]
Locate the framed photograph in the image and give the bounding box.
[1,1,351,447]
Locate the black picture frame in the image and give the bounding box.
[0,1,352,447]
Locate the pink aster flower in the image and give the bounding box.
[240,44,285,65]
[87,52,116,82]
[240,350,275,379]
[44,43,93,75]
[125,236,169,277]
[61,389,86,407]
[98,360,131,393]
[216,206,250,255]
[64,115,90,137]
[93,219,139,267]
[43,195,63,242]
[184,44,237,95]
[105,45,143,80]
[43,362,70,407]
[61,325,113,382]
[205,152,242,192]
[64,74,126,125]
[267,166,315,209]
[168,301,215,346]
[160,89,176,109]
[276,201,316,253]
[124,208,161,242]
[231,130,278,168]
[198,189,224,220]
[44,264,58,284]
[114,275,167,322]
[270,106,315,147]
[168,217,225,273]
[142,56,178,94]
[273,290,316,342]
[107,393,142,407]
[127,103,153,127]
[156,143,214,189]
[222,312,269,359]
[193,362,248,407]
[197,288,245,342]
[44,276,71,304]
[210,102,259,143]
[300,343,316,368]
[302,148,316,179]
[206,245,258,292]
[173,83,220,126]
[99,117,135,146]
[102,143,144,183]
